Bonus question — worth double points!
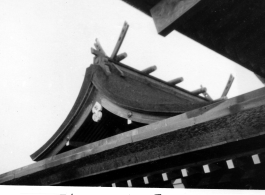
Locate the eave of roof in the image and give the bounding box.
[122,0,265,78]
[1,86,265,185]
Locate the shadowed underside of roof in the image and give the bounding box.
[122,0,265,78]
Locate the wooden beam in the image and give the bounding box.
[221,74,235,98]
[252,154,261,164]
[67,141,87,148]
[151,0,201,36]
[191,87,207,95]
[141,65,157,75]
[110,22,129,59]
[103,153,264,188]
[143,174,163,185]
[200,85,213,101]
[115,52,127,62]
[167,77,183,85]
[101,98,168,124]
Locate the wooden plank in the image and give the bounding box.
[110,22,129,59]
[151,0,201,36]
[221,74,235,97]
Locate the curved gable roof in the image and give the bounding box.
[31,62,211,161]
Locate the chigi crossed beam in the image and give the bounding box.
[91,22,130,77]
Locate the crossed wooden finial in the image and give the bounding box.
[91,22,129,77]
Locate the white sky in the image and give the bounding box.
[0,0,263,175]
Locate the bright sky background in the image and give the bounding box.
[0,0,263,175]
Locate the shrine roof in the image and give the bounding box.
[30,58,212,162]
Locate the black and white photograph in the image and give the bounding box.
[0,0,264,194]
